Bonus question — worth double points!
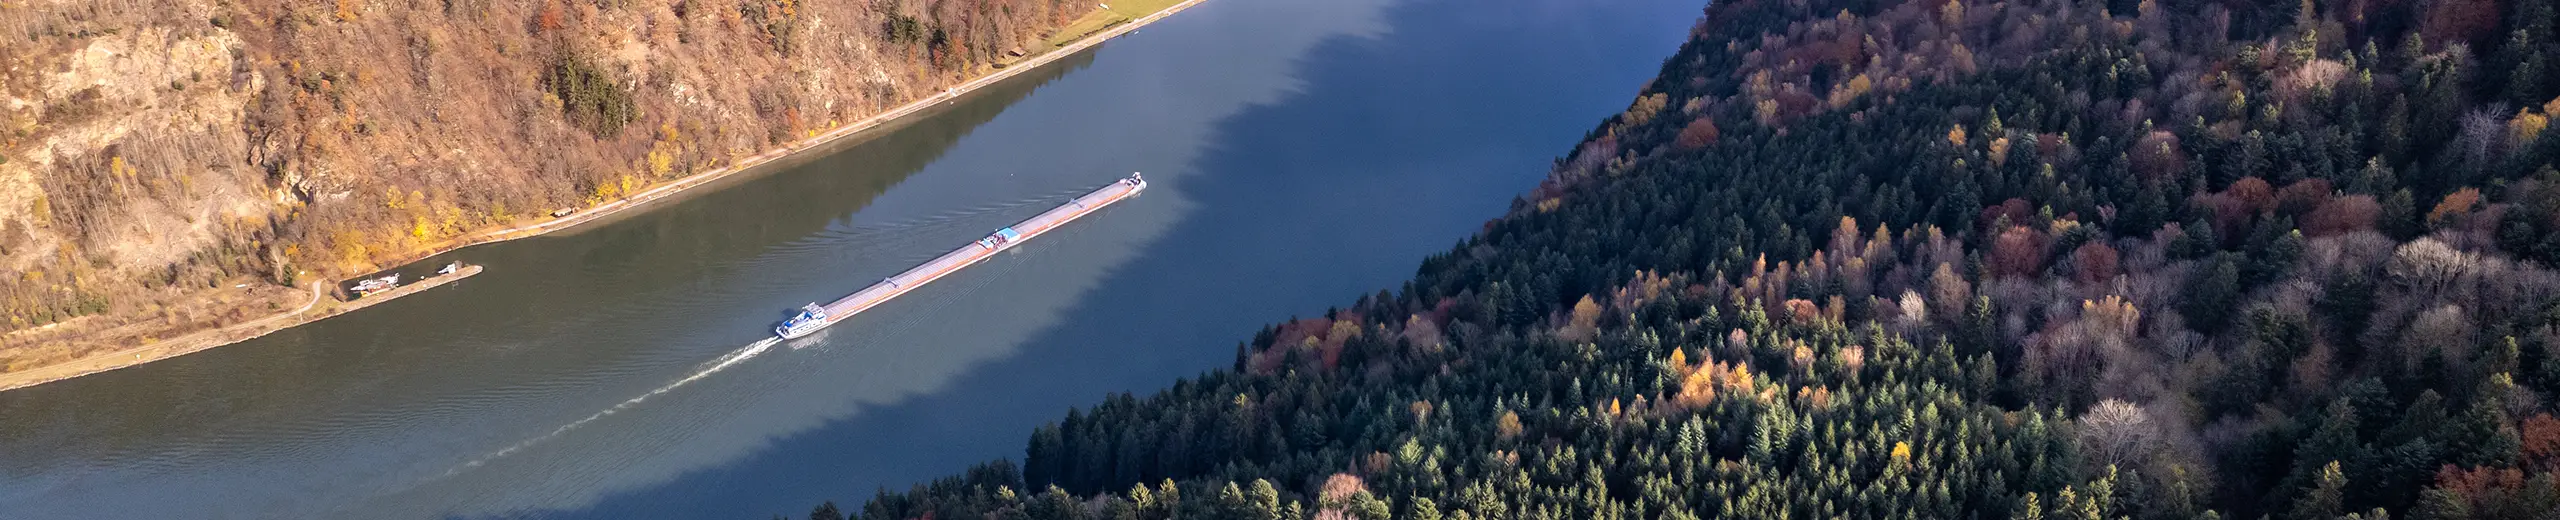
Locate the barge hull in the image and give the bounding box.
[782,173,1147,338]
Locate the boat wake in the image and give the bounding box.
[438,175,1144,478]
[446,336,782,474]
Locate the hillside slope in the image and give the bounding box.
[821,0,2560,519]
[0,0,1113,369]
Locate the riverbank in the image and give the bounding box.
[0,265,483,392]
[0,0,1207,394]
[363,0,1209,270]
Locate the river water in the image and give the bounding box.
[0,0,1695,517]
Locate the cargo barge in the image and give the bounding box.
[775,173,1148,339]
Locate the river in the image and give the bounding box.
[0,0,1697,517]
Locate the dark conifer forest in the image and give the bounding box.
[811,0,2560,518]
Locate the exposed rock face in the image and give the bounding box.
[0,0,1087,336]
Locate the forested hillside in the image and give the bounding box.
[0,0,1114,370]
[810,0,2560,518]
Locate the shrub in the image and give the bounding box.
[543,51,636,137]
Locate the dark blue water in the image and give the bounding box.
[0,0,1698,517]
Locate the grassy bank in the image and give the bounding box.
[0,265,482,392]
[1041,0,1190,50]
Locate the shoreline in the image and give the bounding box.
[367,0,1209,269]
[0,266,484,392]
[0,0,1206,394]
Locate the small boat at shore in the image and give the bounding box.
[351,262,472,298]
[351,273,401,296]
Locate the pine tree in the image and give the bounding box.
[2382,97,2414,162]
[1249,479,1282,520]
[1410,498,1443,520]
[2380,189,2420,239]
[1677,416,1706,459]
[2180,254,2244,333]
[2291,462,2348,520]
[2410,488,2473,520]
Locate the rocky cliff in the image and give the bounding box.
[0,0,1096,367]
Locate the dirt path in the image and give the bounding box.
[0,0,1209,394]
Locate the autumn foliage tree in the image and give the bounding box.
[1989,225,2050,278]
[1674,118,1720,151]
[836,0,2560,519]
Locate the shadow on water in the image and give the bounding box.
[341,49,1106,296]
[462,45,1107,282]
[546,0,1696,516]
[0,44,1098,517]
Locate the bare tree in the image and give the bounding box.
[2077,399,2162,469]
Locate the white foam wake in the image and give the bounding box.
[446,336,782,474]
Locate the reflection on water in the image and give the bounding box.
[0,0,1700,517]
[0,38,1094,519]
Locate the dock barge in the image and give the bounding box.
[775,172,1148,339]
